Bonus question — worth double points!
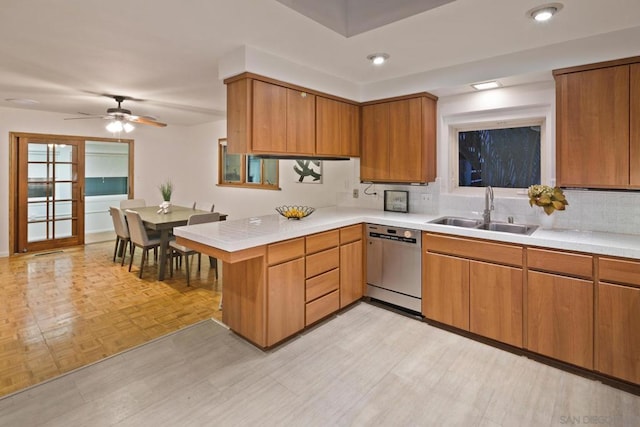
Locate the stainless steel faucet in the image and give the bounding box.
[483,186,494,224]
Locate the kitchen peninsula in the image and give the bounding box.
[174,206,640,387]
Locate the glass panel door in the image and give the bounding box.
[17,138,85,252]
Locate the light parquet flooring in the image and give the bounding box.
[0,303,638,426]
[0,242,222,398]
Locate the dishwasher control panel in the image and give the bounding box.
[366,225,419,245]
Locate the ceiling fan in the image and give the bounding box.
[65,95,167,131]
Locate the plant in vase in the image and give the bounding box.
[527,184,568,228]
[158,180,173,213]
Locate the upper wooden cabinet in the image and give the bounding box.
[316,96,360,157]
[554,57,640,188]
[360,94,437,184]
[225,73,359,158]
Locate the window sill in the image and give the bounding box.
[217,183,281,191]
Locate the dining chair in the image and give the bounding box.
[124,209,162,279]
[120,198,146,209]
[192,202,215,212]
[109,206,131,266]
[169,212,220,285]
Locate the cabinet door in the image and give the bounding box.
[556,66,630,187]
[470,261,523,347]
[361,103,389,181]
[343,101,360,157]
[287,88,315,155]
[316,96,341,156]
[316,97,359,157]
[389,98,423,182]
[630,64,640,186]
[597,282,640,384]
[252,80,287,153]
[422,252,469,330]
[340,239,363,308]
[267,257,305,346]
[527,271,593,369]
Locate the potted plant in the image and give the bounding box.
[527,184,568,228]
[158,180,173,213]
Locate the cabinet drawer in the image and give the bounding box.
[306,268,339,302]
[306,290,339,326]
[306,247,339,278]
[599,257,640,288]
[306,229,339,254]
[340,224,362,244]
[423,233,523,267]
[268,238,305,265]
[528,248,593,279]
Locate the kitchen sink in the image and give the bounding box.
[429,216,537,235]
[429,217,483,228]
[476,222,537,235]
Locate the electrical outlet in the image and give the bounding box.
[352,189,359,198]
[421,194,432,202]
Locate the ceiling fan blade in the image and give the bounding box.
[64,115,109,120]
[129,116,167,127]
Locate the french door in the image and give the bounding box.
[16,137,85,252]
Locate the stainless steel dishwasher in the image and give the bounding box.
[366,224,422,313]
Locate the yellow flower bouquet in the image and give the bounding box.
[528,185,568,215]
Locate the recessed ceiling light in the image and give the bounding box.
[367,53,390,65]
[472,81,501,91]
[5,98,39,105]
[528,3,563,22]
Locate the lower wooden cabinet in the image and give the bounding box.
[527,271,593,369]
[470,261,523,347]
[422,233,522,344]
[340,239,363,308]
[597,282,640,384]
[306,290,340,326]
[422,252,470,331]
[267,257,305,346]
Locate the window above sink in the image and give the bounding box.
[440,99,554,197]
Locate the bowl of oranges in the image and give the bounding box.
[275,205,315,220]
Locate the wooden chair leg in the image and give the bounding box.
[139,248,146,279]
[170,249,174,277]
[198,253,201,272]
[113,237,120,262]
[128,246,136,272]
[120,239,129,267]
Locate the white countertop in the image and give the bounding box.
[173,206,640,259]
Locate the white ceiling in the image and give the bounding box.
[275,0,457,37]
[1,0,640,126]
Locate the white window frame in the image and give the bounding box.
[444,107,552,197]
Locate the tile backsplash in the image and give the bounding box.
[338,181,640,236]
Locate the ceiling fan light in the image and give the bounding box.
[106,120,123,132]
[123,122,135,133]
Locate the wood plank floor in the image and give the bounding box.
[0,303,638,426]
[0,241,221,398]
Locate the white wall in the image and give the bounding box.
[0,106,354,256]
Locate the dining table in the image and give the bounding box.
[130,205,227,281]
